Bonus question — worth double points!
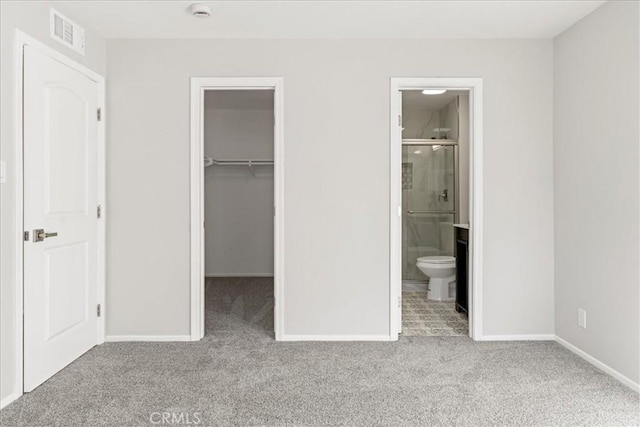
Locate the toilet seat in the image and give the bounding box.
[417,256,455,265]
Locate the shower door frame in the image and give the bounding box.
[390,78,484,340]
[401,140,459,281]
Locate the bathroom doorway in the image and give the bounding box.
[190,78,285,341]
[390,78,484,340]
[401,91,467,337]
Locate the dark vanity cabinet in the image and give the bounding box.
[455,226,469,315]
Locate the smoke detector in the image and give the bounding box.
[189,3,212,18]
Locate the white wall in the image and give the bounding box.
[554,0,640,385]
[106,38,555,338]
[0,1,106,406]
[204,92,274,276]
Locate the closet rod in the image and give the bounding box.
[204,156,274,168]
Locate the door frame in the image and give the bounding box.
[189,77,285,341]
[13,30,106,398]
[390,77,483,340]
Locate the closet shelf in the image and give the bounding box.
[204,156,274,168]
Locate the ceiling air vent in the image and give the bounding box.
[49,9,85,55]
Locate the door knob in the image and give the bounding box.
[32,229,58,242]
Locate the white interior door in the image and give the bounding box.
[23,45,100,392]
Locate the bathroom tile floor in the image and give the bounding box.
[402,291,468,336]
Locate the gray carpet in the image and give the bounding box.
[2,277,638,426]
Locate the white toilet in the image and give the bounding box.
[416,256,456,301]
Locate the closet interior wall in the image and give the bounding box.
[204,90,275,277]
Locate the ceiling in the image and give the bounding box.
[402,90,467,112]
[52,0,606,40]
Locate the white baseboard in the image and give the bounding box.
[281,334,393,342]
[555,336,639,393]
[105,335,192,342]
[1,391,21,410]
[479,334,555,341]
[205,273,274,278]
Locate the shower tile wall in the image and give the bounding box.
[402,163,413,190]
[403,110,441,139]
[438,100,459,141]
[402,98,459,140]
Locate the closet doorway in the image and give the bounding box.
[190,78,285,341]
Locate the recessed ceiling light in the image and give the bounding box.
[189,3,212,18]
[422,89,447,95]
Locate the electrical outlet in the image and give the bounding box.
[578,308,587,329]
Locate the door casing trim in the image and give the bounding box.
[389,77,483,340]
[12,30,106,403]
[189,77,285,341]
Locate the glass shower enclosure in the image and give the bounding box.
[402,142,457,282]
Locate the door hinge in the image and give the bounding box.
[97,304,101,317]
[97,108,102,121]
[398,115,402,127]
[398,296,401,308]
[97,205,101,219]
[24,231,29,241]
